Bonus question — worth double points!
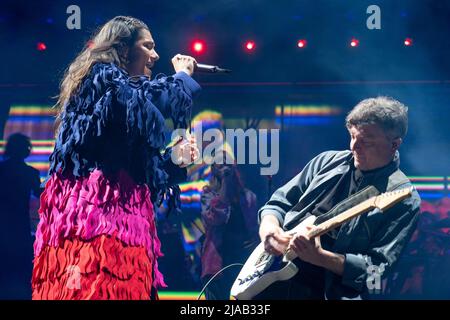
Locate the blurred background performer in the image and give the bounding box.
[200,154,258,300]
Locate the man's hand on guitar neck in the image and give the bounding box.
[259,215,292,256]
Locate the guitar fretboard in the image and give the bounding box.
[308,197,376,238]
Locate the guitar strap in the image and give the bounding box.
[312,168,411,225]
[313,184,380,225]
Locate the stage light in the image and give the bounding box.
[297,39,307,48]
[404,38,413,46]
[350,38,359,47]
[245,40,256,51]
[192,40,205,54]
[36,42,47,51]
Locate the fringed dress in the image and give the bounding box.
[32,63,201,300]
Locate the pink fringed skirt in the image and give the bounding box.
[32,169,166,300]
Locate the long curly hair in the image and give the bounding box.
[55,16,149,126]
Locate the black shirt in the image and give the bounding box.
[292,160,394,298]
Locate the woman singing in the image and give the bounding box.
[32,16,200,300]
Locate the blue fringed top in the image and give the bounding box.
[49,62,201,209]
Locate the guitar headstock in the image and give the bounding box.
[374,187,413,212]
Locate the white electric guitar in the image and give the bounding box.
[230,187,413,300]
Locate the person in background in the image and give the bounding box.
[0,133,42,299]
[201,156,258,300]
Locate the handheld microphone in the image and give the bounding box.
[195,63,232,73]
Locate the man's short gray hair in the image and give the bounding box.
[345,96,408,139]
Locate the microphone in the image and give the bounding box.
[195,63,232,74]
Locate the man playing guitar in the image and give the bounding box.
[255,97,421,299]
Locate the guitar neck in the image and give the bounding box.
[283,187,412,262]
[307,197,377,239]
[284,197,377,261]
